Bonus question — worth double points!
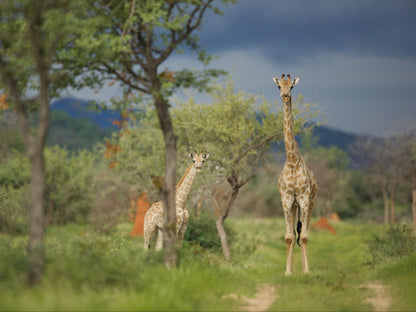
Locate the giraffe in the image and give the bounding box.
[143,152,209,250]
[273,74,317,275]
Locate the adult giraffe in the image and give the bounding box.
[273,74,317,275]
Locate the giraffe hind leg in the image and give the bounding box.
[155,228,163,251]
[298,197,311,273]
[143,222,156,250]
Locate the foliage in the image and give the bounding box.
[96,110,165,202]
[0,113,25,157]
[44,146,98,225]
[173,78,318,184]
[365,224,416,266]
[0,152,30,189]
[60,0,233,96]
[0,153,30,234]
[184,211,235,250]
[0,187,29,234]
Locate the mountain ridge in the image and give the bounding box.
[51,97,361,153]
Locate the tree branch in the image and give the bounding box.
[233,132,279,165]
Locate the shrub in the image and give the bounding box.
[44,146,97,225]
[0,153,30,189]
[0,187,29,234]
[184,210,235,250]
[365,224,416,266]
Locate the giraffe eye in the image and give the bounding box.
[278,86,281,89]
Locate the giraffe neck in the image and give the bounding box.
[283,96,300,168]
[175,164,197,208]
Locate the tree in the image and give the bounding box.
[305,146,350,217]
[394,127,416,229]
[60,0,234,268]
[172,79,317,260]
[0,0,88,285]
[352,137,392,223]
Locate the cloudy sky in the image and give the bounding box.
[71,0,416,136]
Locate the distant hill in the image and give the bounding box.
[311,125,358,152]
[50,97,360,156]
[51,97,121,129]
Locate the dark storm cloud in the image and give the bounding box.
[200,0,416,62]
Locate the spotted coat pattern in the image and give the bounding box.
[143,153,209,250]
[273,74,317,275]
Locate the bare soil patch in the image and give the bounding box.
[223,283,277,312]
[361,280,392,312]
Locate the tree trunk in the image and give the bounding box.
[214,177,240,261]
[412,172,416,231]
[381,182,389,224]
[216,216,231,261]
[26,148,46,285]
[153,91,177,268]
[390,184,397,224]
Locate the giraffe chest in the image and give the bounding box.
[279,164,312,196]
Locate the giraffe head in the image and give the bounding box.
[189,151,209,172]
[272,74,299,103]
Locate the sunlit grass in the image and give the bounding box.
[0,218,415,311]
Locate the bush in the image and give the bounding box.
[184,211,235,250]
[0,153,30,189]
[0,187,29,234]
[44,146,97,225]
[365,224,416,266]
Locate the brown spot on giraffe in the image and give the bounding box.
[273,74,317,275]
[143,152,209,250]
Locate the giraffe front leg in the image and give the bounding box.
[282,196,296,275]
[177,210,189,248]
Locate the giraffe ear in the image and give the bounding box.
[189,153,194,159]
[272,76,280,86]
[292,78,300,86]
[203,153,210,160]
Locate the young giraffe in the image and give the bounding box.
[143,152,209,250]
[273,74,317,275]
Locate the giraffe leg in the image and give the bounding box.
[283,197,296,275]
[298,196,311,273]
[177,210,189,248]
[155,228,163,251]
[143,214,155,250]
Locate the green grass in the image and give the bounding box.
[0,218,415,311]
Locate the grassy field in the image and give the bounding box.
[0,218,415,311]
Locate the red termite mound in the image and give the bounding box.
[312,216,336,234]
[130,193,150,236]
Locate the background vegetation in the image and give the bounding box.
[0,0,415,309]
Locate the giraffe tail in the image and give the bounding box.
[296,203,302,247]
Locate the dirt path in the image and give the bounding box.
[223,284,277,312]
[361,281,392,312]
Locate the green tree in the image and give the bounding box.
[172,78,317,260]
[60,0,235,267]
[0,0,87,285]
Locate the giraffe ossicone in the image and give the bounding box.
[143,152,209,251]
[273,74,317,275]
